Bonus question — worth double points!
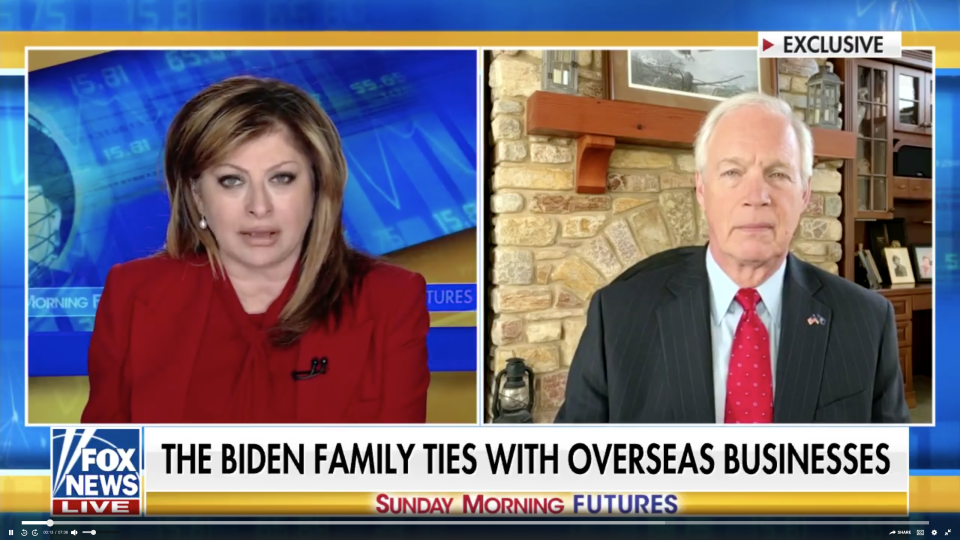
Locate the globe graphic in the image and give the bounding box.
[27,114,76,287]
[27,113,101,333]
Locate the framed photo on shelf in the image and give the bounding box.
[883,246,915,285]
[912,245,933,283]
[864,221,891,283]
[604,49,777,112]
[886,218,908,248]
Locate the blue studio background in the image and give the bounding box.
[0,0,955,31]
[0,2,958,537]
[22,49,478,378]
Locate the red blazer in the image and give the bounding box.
[81,255,431,424]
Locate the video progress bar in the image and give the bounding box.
[24,520,932,526]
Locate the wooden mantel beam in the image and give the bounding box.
[525,91,857,194]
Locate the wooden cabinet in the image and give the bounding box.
[879,286,929,409]
[839,55,933,281]
[846,58,933,222]
[893,66,933,135]
[853,60,894,217]
[891,175,933,200]
[836,55,933,412]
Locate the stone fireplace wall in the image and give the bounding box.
[486,51,843,422]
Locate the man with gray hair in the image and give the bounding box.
[555,92,909,424]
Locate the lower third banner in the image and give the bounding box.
[143,491,908,516]
[133,425,910,516]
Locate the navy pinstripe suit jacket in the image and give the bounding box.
[554,246,911,424]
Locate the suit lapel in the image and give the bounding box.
[656,249,716,423]
[773,255,832,423]
[129,261,211,423]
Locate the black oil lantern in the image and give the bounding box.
[805,61,843,130]
[492,358,535,423]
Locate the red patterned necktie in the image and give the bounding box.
[724,288,774,423]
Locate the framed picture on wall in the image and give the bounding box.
[605,49,778,112]
[884,246,915,285]
[912,245,933,283]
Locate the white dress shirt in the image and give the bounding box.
[705,249,786,423]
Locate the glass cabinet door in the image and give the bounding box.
[894,65,925,133]
[856,63,891,213]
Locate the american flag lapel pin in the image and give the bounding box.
[807,315,818,326]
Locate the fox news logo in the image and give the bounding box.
[51,428,142,516]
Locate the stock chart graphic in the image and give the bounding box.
[26,49,478,377]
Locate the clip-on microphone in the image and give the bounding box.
[292,357,327,381]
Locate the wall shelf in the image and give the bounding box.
[525,91,858,193]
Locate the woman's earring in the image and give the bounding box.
[199,216,207,230]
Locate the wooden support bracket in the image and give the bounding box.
[575,135,616,194]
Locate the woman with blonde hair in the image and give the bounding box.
[82,76,430,424]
